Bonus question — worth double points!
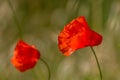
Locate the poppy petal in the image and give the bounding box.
[58,16,102,56]
[11,40,40,72]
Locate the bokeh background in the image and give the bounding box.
[0,0,120,80]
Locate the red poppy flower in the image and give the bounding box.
[58,16,102,56]
[11,40,40,72]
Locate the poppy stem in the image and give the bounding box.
[41,58,51,80]
[7,0,23,39]
[90,47,102,80]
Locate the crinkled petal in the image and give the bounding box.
[11,40,40,72]
[58,16,102,56]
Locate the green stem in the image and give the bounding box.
[90,47,102,80]
[41,58,51,80]
[7,0,23,39]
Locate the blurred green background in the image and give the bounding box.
[0,0,120,80]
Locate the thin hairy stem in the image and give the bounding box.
[90,47,102,80]
[7,0,23,38]
[41,58,51,80]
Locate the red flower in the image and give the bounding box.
[58,16,102,56]
[11,40,40,72]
